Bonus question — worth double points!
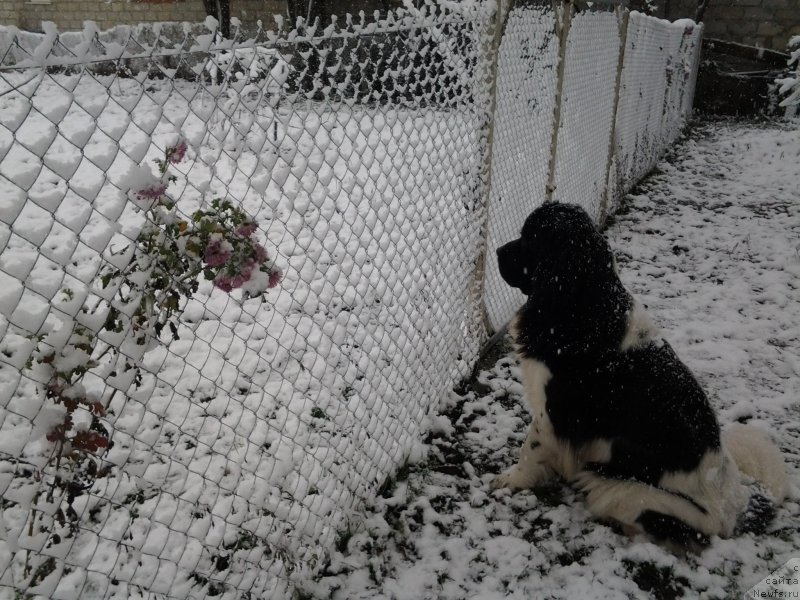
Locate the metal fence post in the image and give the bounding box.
[472,0,512,340]
[599,6,630,227]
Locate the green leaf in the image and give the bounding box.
[103,308,120,332]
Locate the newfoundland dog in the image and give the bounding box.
[492,202,787,549]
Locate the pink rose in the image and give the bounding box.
[268,269,282,289]
[135,183,168,202]
[204,238,232,267]
[214,262,255,292]
[169,140,188,164]
[236,222,258,238]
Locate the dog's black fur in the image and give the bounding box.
[494,202,784,547]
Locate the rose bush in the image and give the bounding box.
[22,140,282,584]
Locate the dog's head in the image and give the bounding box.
[496,202,615,296]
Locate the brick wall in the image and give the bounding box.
[667,0,800,51]
[1,0,286,34]
[5,0,798,51]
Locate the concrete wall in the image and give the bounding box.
[0,0,285,33]
[667,0,800,51]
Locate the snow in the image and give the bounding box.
[777,37,800,114]
[309,119,800,599]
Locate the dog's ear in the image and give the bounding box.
[496,239,534,294]
[538,230,616,293]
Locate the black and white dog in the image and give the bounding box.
[492,202,787,548]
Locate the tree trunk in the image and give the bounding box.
[695,0,710,22]
[285,0,332,98]
[286,0,307,26]
[201,0,231,38]
[311,0,330,25]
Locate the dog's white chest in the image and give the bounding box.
[516,354,611,480]
[516,355,562,454]
[517,357,551,419]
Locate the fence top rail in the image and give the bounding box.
[0,3,493,71]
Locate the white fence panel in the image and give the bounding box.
[483,3,560,331]
[552,10,622,220]
[608,13,702,211]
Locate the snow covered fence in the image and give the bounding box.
[0,3,701,599]
[483,6,703,329]
[777,35,800,117]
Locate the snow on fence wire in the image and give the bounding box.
[0,3,700,598]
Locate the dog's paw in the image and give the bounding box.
[490,467,534,492]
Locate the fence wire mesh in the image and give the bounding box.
[0,3,700,599]
[607,13,703,213]
[552,9,621,221]
[483,7,702,330]
[482,1,558,331]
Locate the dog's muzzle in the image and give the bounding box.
[496,240,530,292]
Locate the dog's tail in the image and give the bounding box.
[723,422,788,534]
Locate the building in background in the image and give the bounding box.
[665,0,799,51]
[0,0,282,34]
[0,0,401,35]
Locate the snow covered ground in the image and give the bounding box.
[305,117,800,600]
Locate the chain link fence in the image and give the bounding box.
[483,6,703,330]
[0,3,701,598]
[482,2,559,331]
[606,13,703,215]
